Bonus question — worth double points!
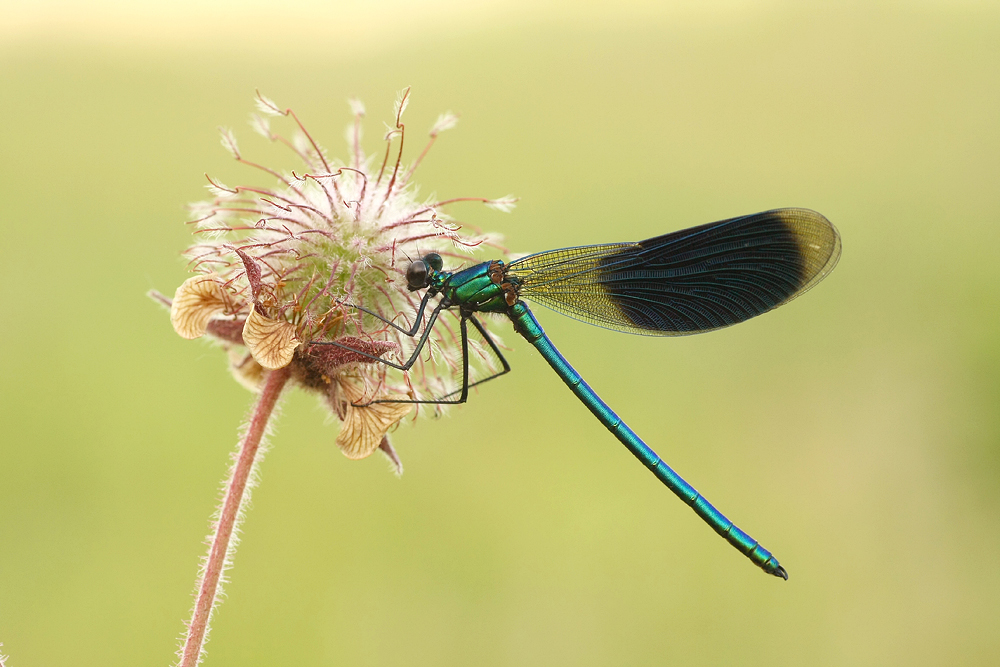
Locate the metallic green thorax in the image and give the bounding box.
[429,261,514,314]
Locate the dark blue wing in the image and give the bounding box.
[506,208,841,336]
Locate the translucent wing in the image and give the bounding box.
[507,208,841,336]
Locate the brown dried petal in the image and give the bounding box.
[170,275,227,339]
[228,349,266,392]
[335,380,412,460]
[242,305,300,370]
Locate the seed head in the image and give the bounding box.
[162,88,515,469]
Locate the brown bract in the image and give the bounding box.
[293,338,397,390]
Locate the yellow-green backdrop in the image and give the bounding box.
[2,1,998,665]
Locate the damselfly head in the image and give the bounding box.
[406,259,429,290]
[405,253,442,290]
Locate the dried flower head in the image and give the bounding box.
[165,88,515,468]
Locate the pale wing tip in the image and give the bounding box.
[775,208,842,294]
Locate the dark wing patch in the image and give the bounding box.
[507,208,840,336]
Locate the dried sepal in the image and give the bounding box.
[302,338,397,369]
[232,247,263,300]
[171,275,228,339]
[205,317,246,345]
[293,339,397,392]
[242,305,300,370]
[379,436,404,476]
[335,380,412,460]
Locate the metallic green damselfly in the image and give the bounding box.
[315,208,841,578]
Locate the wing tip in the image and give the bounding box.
[771,207,842,298]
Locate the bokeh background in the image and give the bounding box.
[2,1,998,665]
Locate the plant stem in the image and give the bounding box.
[178,366,291,667]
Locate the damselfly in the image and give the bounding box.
[316,208,841,578]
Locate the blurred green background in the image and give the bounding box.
[2,1,999,665]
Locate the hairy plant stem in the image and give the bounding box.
[178,366,291,667]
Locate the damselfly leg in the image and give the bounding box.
[309,296,510,407]
[354,314,511,406]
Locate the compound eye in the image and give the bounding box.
[406,260,429,290]
[423,252,443,271]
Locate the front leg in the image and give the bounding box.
[340,289,435,338]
